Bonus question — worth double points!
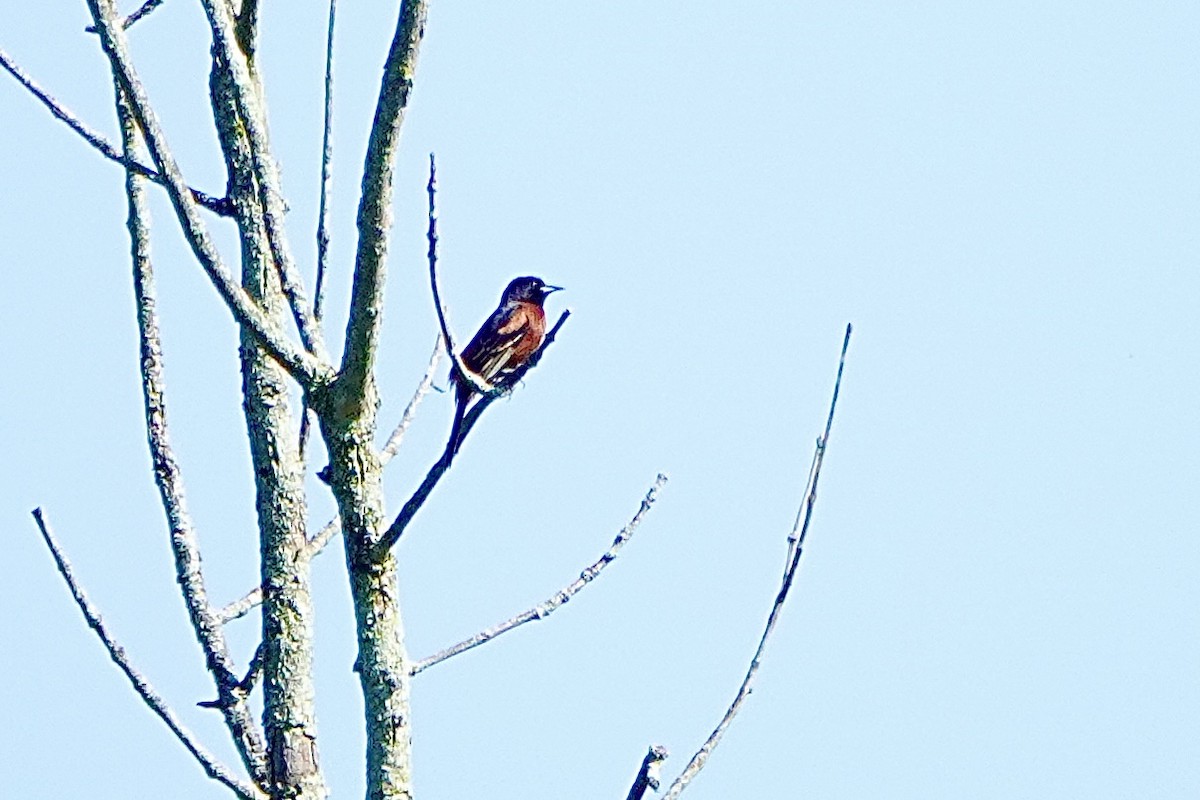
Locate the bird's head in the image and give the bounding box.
[503,276,563,305]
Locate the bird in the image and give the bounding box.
[445,275,562,461]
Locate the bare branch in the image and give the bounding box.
[426,154,491,395]
[238,642,266,695]
[658,324,852,799]
[85,0,168,32]
[199,0,329,362]
[217,336,442,625]
[313,0,338,325]
[299,0,341,462]
[626,745,670,800]
[30,509,265,800]
[215,581,268,626]
[412,474,667,675]
[114,80,269,787]
[376,309,571,556]
[85,0,329,390]
[380,334,445,461]
[0,47,231,216]
[337,0,428,406]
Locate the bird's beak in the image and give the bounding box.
[543,284,564,294]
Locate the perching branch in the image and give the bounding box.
[626,745,670,800]
[657,324,852,799]
[216,336,443,626]
[411,474,668,676]
[115,81,269,787]
[0,47,231,216]
[84,0,329,389]
[376,309,571,557]
[31,509,266,800]
[337,0,428,407]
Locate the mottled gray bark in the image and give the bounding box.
[316,400,413,800]
[209,27,328,800]
[339,0,427,405]
[318,4,428,797]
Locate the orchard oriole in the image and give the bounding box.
[446,275,562,459]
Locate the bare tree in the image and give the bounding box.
[4,3,850,799]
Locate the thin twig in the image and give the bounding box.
[412,474,668,675]
[198,638,264,706]
[216,337,443,625]
[85,0,168,31]
[299,0,340,463]
[313,0,337,324]
[113,77,269,786]
[30,509,265,800]
[0,47,230,216]
[626,745,670,800]
[426,154,490,395]
[376,309,570,557]
[380,334,445,461]
[658,324,852,799]
[238,642,266,694]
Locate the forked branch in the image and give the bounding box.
[84,0,329,388]
[216,336,443,626]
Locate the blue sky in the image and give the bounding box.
[2,2,1198,798]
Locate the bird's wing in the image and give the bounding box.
[462,304,538,385]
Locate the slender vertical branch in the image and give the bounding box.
[300,0,341,462]
[658,324,852,799]
[313,0,338,324]
[379,335,444,461]
[115,78,269,788]
[30,510,265,800]
[426,154,490,395]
